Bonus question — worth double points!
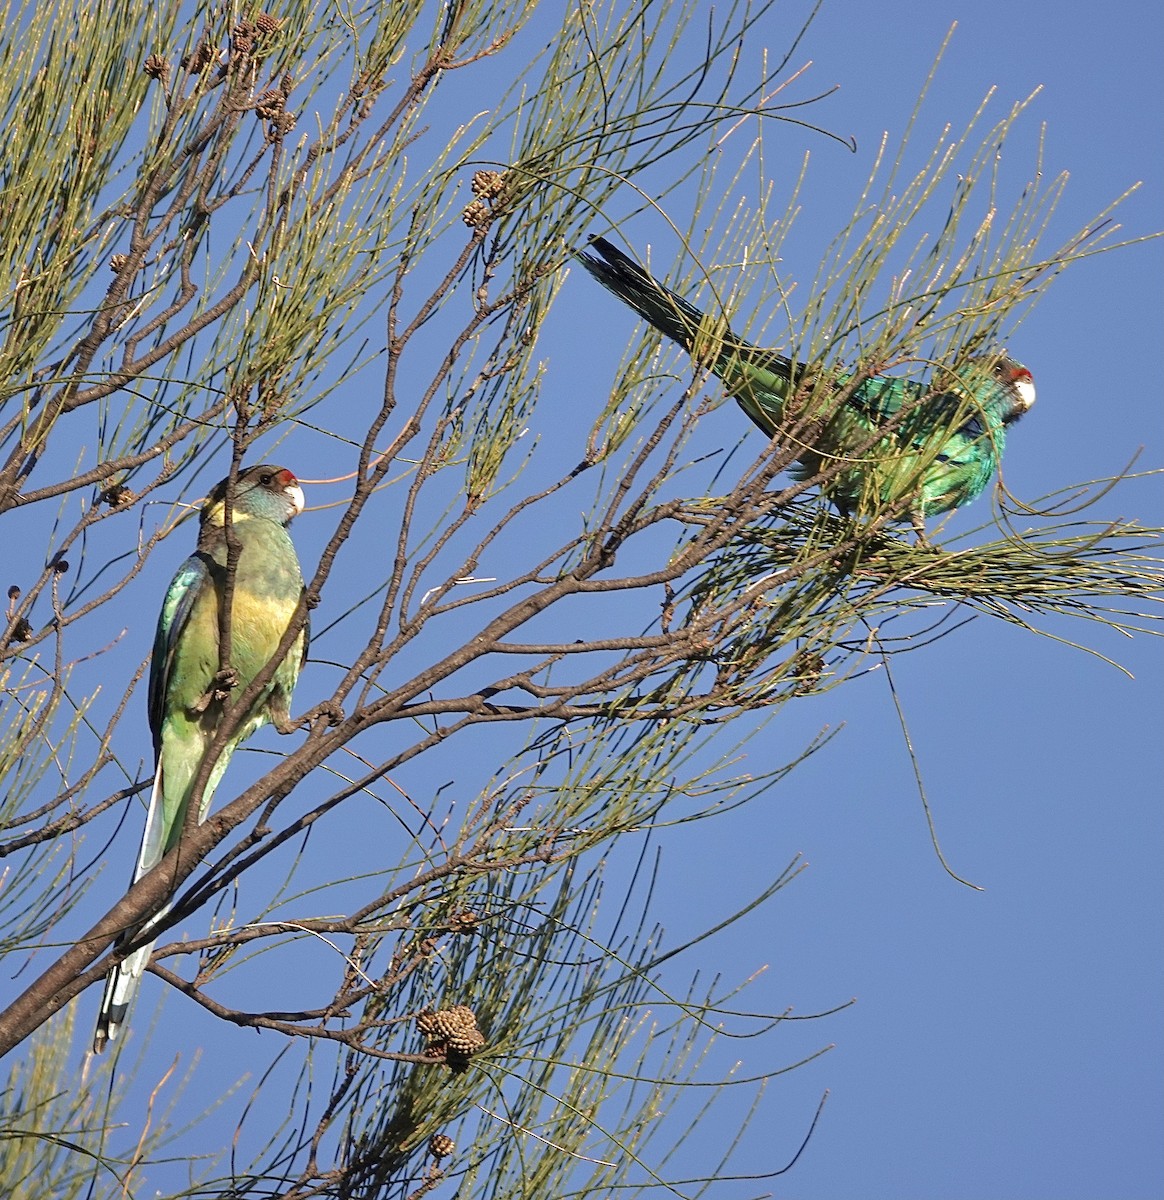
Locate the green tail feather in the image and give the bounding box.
[579,237,800,431]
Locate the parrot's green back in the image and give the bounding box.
[579,237,1035,520]
[94,465,307,1053]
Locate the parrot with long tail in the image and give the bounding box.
[93,464,307,1053]
[579,237,1035,524]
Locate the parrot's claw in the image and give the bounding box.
[910,510,939,553]
[272,699,344,735]
[193,666,241,712]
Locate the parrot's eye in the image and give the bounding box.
[258,473,273,486]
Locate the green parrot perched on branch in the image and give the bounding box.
[93,465,307,1054]
[579,237,1035,526]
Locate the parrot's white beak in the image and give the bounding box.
[285,482,306,516]
[1013,372,1036,411]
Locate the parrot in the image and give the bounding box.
[579,236,1035,525]
[93,464,307,1053]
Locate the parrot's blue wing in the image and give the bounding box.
[147,551,211,747]
[842,374,913,421]
[928,397,987,463]
[844,376,991,458]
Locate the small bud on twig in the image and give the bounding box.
[416,1004,486,1068]
[470,169,505,200]
[102,482,136,509]
[144,54,171,84]
[429,1133,455,1159]
[181,42,215,74]
[461,199,490,228]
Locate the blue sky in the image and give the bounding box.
[9,1,1157,1195]
[592,3,1164,1196]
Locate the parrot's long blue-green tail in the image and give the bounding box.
[573,240,796,393]
[93,769,174,1054]
[577,237,800,430]
[578,237,725,356]
[93,926,164,1053]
